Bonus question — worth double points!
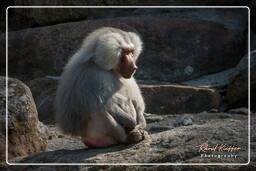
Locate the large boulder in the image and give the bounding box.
[9,3,136,29]
[140,84,221,114]
[2,8,247,82]
[12,0,89,26]
[226,51,256,109]
[7,5,246,30]
[180,50,254,88]
[0,76,48,162]
[27,77,58,103]
[181,68,235,88]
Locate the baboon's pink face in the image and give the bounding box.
[118,48,138,79]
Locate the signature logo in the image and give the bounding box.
[197,143,241,153]
[197,143,242,159]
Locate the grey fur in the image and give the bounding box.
[55,27,146,140]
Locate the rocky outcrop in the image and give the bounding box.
[226,51,256,109]
[140,84,220,114]
[181,49,256,89]
[6,111,252,170]
[0,77,48,162]
[1,8,247,83]
[8,3,246,30]
[9,4,136,28]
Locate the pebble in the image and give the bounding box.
[174,114,193,127]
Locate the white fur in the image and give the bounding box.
[128,32,143,60]
[93,30,143,70]
[55,27,146,140]
[94,33,123,70]
[66,28,143,71]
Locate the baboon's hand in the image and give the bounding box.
[125,128,148,144]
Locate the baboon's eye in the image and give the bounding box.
[122,48,134,55]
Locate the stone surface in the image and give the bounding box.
[0,76,48,162]
[226,67,249,109]
[173,114,193,127]
[226,51,256,109]
[251,30,256,51]
[45,125,84,152]
[181,68,235,88]
[8,3,247,30]
[248,0,256,31]
[2,8,247,83]
[181,50,254,88]
[8,5,136,30]
[27,77,58,124]
[7,7,37,32]
[140,84,221,114]
[0,77,5,162]
[228,107,249,115]
[5,111,251,170]
[145,116,164,123]
[27,77,58,102]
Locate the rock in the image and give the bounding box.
[12,1,88,26]
[182,50,256,110]
[145,116,164,123]
[248,0,256,31]
[27,77,58,124]
[226,51,256,109]
[174,114,193,127]
[1,19,136,81]
[9,4,137,30]
[12,0,245,8]
[140,84,221,114]
[36,92,56,124]
[27,77,58,102]
[251,30,256,51]
[181,68,235,88]
[0,76,48,162]
[134,7,247,31]
[45,125,84,152]
[8,2,246,30]
[6,8,37,32]
[44,111,247,152]
[232,51,256,77]
[7,113,251,169]
[181,50,256,88]
[2,8,247,82]
[146,112,238,130]
[228,107,249,115]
